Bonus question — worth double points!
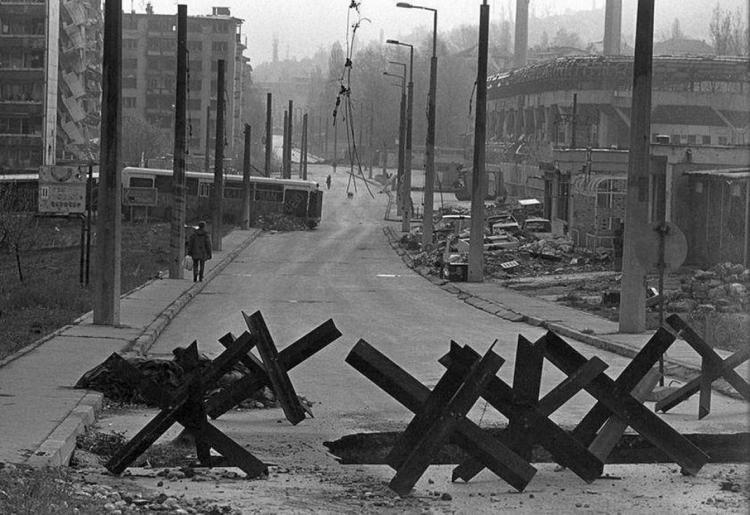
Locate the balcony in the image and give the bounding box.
[0,0,46,4]
[0,68,43,80]
[0,0,45,16]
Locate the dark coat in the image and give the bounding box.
[187,228,212,260]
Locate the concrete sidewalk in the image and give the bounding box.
[0,229,261,467]
[384,226,749,400]
[1,223,745,469]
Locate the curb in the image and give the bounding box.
[382,226,741,400]
[26,229,262,468]
[127,229,262,355]
[25,393,103,468]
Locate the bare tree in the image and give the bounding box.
[121,115,172,167]
[710,3,748,56]
[0,183,38,282]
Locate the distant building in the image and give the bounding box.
[0,0,59,174]
[653,37,715,57]
[121,6,247,170]
[484,55,750,265]
[58,0,102,163]
[0,0,101,175]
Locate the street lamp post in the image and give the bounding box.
[384,68,406,217]
[386,39,414,233]
[397,2,437,247]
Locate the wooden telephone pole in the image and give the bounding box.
[211,59,225,252]
[264,93,272,177]
[169,4,187,280]
[468,0,490,282]
[242,124,251,229]
[93,0,122,325]
[619,0,655,333]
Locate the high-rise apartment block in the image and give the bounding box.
[0,0,101,175]
[0,0,58,174]
[121,6,248,170]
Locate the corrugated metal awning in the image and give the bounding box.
[685,168,750,179]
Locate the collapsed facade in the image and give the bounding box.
[57,0,101,162]
[485,55,750,266]
[0,0,100,174]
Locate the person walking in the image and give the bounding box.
[186,221,212,282]
[326,174,331,190]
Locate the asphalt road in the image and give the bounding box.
[145,163,747,442]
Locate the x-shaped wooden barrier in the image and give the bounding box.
[105,335,268,478]
[205,311,341,424]
[655,314,750,419]
[539,330,710,475]
[439,337,606,484]
[345,339,537,495]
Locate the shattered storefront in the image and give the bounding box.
[683,168,750,267]
[57,0,102,162]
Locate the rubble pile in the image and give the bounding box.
[669,262,750,315]
[484,239,612,278]
[398,229,614,280]
[254,213,310,231]
[75,351,311,410]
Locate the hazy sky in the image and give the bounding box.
[140,0,747,64]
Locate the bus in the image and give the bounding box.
[121,167,323,227]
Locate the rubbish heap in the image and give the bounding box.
[669,262,750,315]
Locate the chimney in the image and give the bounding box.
[603,0,622,55]
[513,0,529,68]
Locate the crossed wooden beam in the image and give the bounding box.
[540,329,709,475]
[105,311,341,477]
[655,314,750,419]
[105,335,268,478]
[206,311,341,422]
[346,328,711,495]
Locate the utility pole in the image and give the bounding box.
[287,99,294,178]
[204,104,211,173]
[422,9,438,248]
[571,93,578,148]
[404,48,415,233]
[394,79,406,216]
[333,117,338,174]
[368,102,374,179]
[264,92,272,177]
[242,124,251,229]
[282,110,289,178]
[211,59,225,252]
[468,0,489,282]
[169,4,187,280]
[301,113,308,180]
[619,0,655,333]
[94,0,122,325]
[324,112,329,157]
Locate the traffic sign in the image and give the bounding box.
[38,165,88,214]
[635,221,687,271]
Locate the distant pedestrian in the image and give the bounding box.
[326,174,331,190]
[186,221,212,282]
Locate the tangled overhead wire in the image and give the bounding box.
[332,0,374,199]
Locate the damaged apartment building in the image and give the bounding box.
[485,1,750,267]
[0,0,101,175]
[487,56,750,267]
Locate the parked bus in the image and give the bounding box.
[1,168,323,227]
[121,167,323,227]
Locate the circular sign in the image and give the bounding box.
[634,221,688,271]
